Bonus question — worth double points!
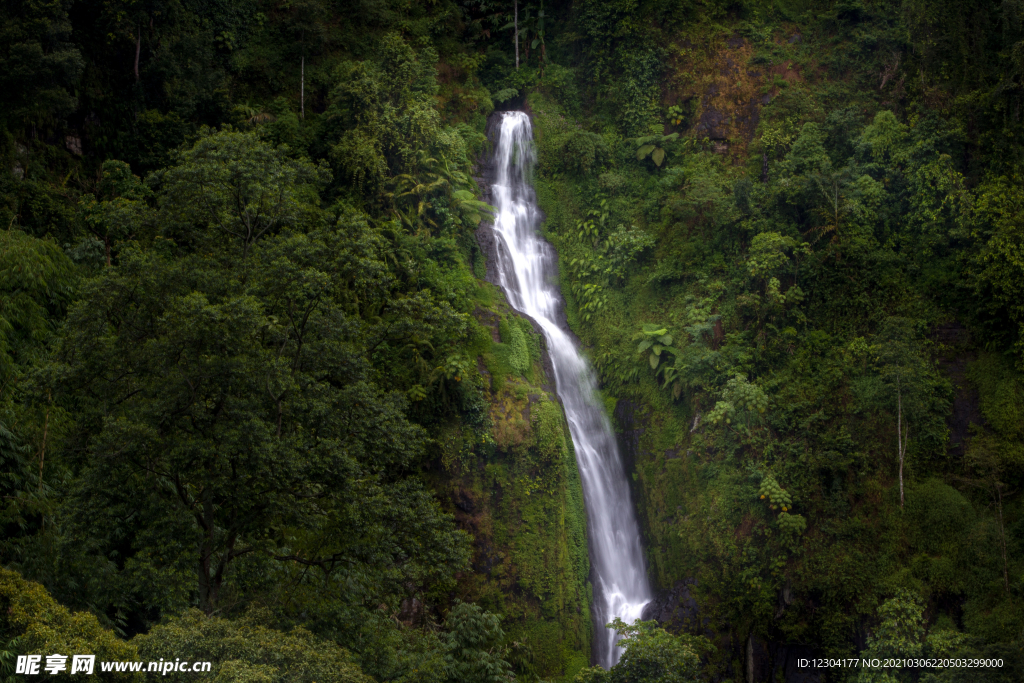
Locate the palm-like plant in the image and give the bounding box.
[386,152,494,232]
[809,169,851,251]
[235,104,275,125]
[387,163,449,230]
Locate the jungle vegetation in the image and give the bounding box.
[1,0,1024,682]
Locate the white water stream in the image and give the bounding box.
[487,111,652,668]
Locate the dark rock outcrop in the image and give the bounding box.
[641,579,700,632]
[696,108,729,140]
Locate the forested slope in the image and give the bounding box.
[520,1,1024,681]
[1,0,1024,682]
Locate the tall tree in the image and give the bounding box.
[857,318,947,507]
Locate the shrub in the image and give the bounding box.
[905,479,975,555]
[499,317,531,376]
[561,130,610,175]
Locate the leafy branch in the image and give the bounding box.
[632,133,678,167]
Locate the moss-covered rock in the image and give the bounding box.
[446,289,592,681]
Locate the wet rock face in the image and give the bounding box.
[397,596,424,626]
[612,398,648,473]
[694,99,760,144]
[640,578,700,631]
[668,31,806,160]
[696,108,729,140]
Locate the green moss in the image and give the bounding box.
[517,317,542,364]
[466,317,495,358]
[472,279,499,308]
[535,400,568,466]
[473,244,488,280]
[498,318,512,343]
[486,344,512,393]
[499,316,530,376]
[458,392,592,681]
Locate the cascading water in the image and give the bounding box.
[486,110,652,668]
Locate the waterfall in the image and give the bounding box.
[486,111,652,668]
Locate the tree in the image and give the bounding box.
[57,235,468,614]
[95,0,162,83]
[745,232,799,280]
[0,228,73,518]
[0,0,83,128]
[878,320,932,507]
[503,1,546,70]
[961,354,1024,594]
[856,589,968,683]
[0,229,74,397]
[856,590,925,683]
[574,620,709,683]
[55,131,471,618]
[133,606,372,683]
[442,602,516,683]
[514,0,519,70]
[970,176,1024,368]
[322,34,441,198]
[274,0,330,119]
[154,129,330,260]
[856,318,947,507]
[80,160,154,267]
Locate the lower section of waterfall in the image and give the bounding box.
[484,110,652,669]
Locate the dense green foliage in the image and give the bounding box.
[134,607,372,683]
[0,568,140,682]
[3,0,1024,681]
[573,619,710,683]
